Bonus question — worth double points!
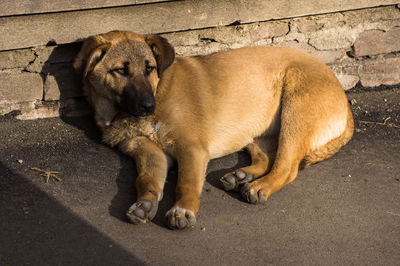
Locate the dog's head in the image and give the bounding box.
[74,31,175,128]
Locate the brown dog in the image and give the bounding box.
[74,30,354,229]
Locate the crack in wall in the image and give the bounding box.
[23,50,39,73]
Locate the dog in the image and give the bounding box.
[74,30,354,229]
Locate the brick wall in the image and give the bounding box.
[165,5,400,89]
[1,4,399,119]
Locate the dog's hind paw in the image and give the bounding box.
[126,199,158,224]
[166,206,196,230]
[220,170,254,191]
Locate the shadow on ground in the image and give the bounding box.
[0,162,142,265]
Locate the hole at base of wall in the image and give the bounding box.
[46,40,58,46]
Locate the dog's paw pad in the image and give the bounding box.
[240,183,269,204]
[220,174,237,191]
[126,199,158,224]
[220,170,254,191]
[166,206,196,230]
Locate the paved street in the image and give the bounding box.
[1,88,399,265]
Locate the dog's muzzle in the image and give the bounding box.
[119,86,155,118]
[135,96,155,117]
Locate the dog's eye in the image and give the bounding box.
[145,66,156,75]
[112,67,128,76]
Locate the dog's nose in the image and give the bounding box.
[140,99,155,113]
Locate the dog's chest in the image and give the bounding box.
[102,116,162,147]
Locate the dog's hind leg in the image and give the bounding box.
[240,139,303,204]
[239,83,311,204]
[239,89,349,203]
[220,140,276,191]
[120,137,169,224]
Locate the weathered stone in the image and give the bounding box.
[16,105,60,120]
[0,101,35,116]
[0,49,35,70]
[23,44,82,74]
[2,0,399,51]
[306,12,346,30]
[308,27,353,50]
[198,26,251,46]
[272,41,344,64]
[274,26,307,44]
[344,5,400,28]
[249,22,289,42]
[353,27,400,57]
[328,59,359,76]
[176,42,230,57]
[334,74,360,90]
[35,43,81,64]
[43,75,60,101]
[2,5,400,119]
[163,31,201,47]
[43,64,82,100]
[294,17,324,33]
[359,56,400,87]
[313,50,345,64]
[0,72,43,102]
[24,54,42,73]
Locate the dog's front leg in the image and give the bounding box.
[166,146,209,230]
[120,137,168,224]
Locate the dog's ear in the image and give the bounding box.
[144,35,175,77]
[73,36,111,79]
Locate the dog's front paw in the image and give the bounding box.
[166,206,196,230]
[220,170,254,191]
[240,182,271,204]
[126,199,158,224]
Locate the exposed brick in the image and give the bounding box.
[0,49,35,70]
[0,72,43,102]
[359,56,400,87]
[353,27,400,57]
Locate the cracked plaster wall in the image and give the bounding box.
[1,5,400,119]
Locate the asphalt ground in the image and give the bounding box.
[1,88,399,265]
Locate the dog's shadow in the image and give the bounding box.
[44,43,251,228]
[206,151,251,201]
[108,149,180,227]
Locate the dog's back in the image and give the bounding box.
[155,46,352,160]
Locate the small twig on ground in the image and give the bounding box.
[359,117,400,129]
[387,211,400,217]
[31,167,62,183]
